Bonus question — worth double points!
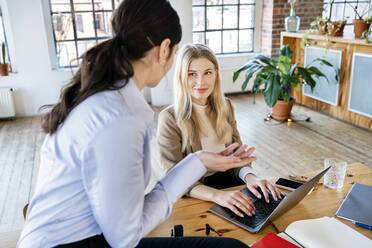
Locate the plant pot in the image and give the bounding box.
[352,19,371,38]
[317,22,328,35]
[0,63,9,76]
[272,98,296,121]
[327,21,346,37]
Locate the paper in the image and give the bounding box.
[285,217,372,248]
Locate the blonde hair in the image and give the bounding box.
[173,44,232,152]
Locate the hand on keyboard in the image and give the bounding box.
[244,174,284,203]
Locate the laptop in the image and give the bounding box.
[209,167,330,233]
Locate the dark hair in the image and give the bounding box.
[41,0,182,134]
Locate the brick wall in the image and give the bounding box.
[261,0,324,58]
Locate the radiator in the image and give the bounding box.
[0,87,15,118]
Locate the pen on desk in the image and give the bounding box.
[354,221,372,230]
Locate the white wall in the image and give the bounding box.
[0,0,252,115]
[0,0,72,117]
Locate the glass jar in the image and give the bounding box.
[285,8,300,32]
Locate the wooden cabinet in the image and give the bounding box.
[281,31,372,130]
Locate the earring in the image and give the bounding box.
[160,59,166,65]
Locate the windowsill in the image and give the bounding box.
[217,52,260,70]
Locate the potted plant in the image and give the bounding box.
[326,0,346,37]
[310,16,330,35]
[327,20,346,37]
[232,45,338,120]
[0,42,9,76]
[349,4,371,38]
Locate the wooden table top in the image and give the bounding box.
[147,163,372,245]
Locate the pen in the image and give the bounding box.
[354,221,372,230]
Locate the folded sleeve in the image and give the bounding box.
[81,116,206,247]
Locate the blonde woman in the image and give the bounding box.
[157,44,282,217]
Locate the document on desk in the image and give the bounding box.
[336,183,372,226]
[282,217,372,248]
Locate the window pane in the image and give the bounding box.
[75,12,95,39]
[0,11,9,65]
[239,29,253,52]
[53,13,74,41]
[192,0,205,5]
[95,11,112,37]
[223,0,238,4]
[50,0,71,12]
[330,4,344,21]
[77,40,96,57]
[206,0,222,5]
[240,0,255,3]
[240,5,254,29]
[344,3,357,21]
[93,0,113,11]
[73,0,93,11]
[356,3,370,19]
[343,24,353,35]
[206,31,221,53]
[193,32,204,44]
[114,0,122,8]
[223,30,237,53]
[193,7,205,31]
[56,41,77,67]
[207,6,222,30]
[223,6,237,29]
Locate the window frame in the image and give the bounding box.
[191,0,262,70]
[323,0,372,29]
[0,5,13,72]
[44,0,121,70]
[191,1,262,56]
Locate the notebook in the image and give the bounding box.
[336,183,372,226]
[280,217,372,248]
[251,232,299,248]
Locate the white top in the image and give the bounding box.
[192,102,253,181]
[193,103,226,153]
[17,80,207,248]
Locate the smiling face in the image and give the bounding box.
[187,57,217,105]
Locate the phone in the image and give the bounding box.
[275,178,304,191]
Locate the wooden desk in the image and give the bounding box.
[148,163,372,245]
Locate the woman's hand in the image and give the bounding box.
[196,143,257,172]
[245,174,283,203]
[214,190,255,218]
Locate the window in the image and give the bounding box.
[0,7,11,67]
[49,0,121,68]
[192,0,256,55]
[323,0,371,34]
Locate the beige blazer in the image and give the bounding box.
[157,98,248,185]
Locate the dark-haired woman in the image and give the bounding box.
[17,0,254,247]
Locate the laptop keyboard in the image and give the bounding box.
[222,188,284,228]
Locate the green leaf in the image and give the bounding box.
[279,45,293,59]
[278,62,290,75]
[241,64,262,91]
[254,55,272,65]
[278,55,291,65]
[283,92,289,104]
[289,75,301,88]
[297,67,316,89]
[264,73,281,107]
[310,58,333,67]
[252,75,265,104]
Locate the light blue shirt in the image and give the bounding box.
[17,80,207,248]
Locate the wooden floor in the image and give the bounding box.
[1,93,372,234]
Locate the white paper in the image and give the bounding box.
[285,217,372,248]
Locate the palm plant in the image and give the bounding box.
[232,45,339,108]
